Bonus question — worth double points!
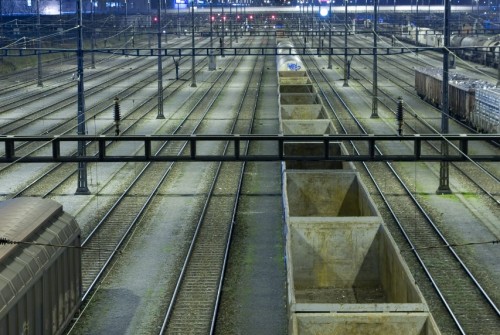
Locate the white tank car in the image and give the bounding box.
[277,40,306,74]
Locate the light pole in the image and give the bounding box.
[222,5,225,57]
[76,0,89,194]
[437,0,451,194]
[230,2,233,48]
[305,1,308,44]
[343,0,349,87]
[177,1,181,37]
[91,0,96,69]
[157,0,165,119]
[37,0,43,87]
[235,6,238,43]
[416,0,419,55]
[209,1,216,70]
[191,0,197,87]
[371,0,378,118]
[328,0,333,69]
[393,0,396,26]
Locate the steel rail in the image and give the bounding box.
[0,38,209,135]
[209,54,265,335]
[69,36,259,335]
[344,37,500,203]
[159,37,262,334]
[303,53,466,333]
[6,44,211,199]
[304,50,499,333]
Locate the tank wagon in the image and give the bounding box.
[387,25,500,68]
[277,40,441,334]
[415,67,497,132]
[277,40,306,75]
[0,198,81,335]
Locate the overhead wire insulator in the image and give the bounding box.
[114,97,121,135]
[396,96,404,136]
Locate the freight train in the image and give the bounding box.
[0,198,81,335]
[386,25,500,68]
[276,38,441,334]
[415,67,499,133]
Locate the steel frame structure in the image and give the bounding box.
[2,134,498,163]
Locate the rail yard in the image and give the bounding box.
[0,5,499,335]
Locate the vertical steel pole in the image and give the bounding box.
[210,2,213,49]
[163,0,167,45]
[305,2,308,44]
[37,0,43,87]
[343,0,349,87]
[209,1,216,70]
[235,6,238,43]
[229,4,233,48]
[91,0,96,69]
[157,0,165,119]
[177,3,180,36]
[76,0,89,194]
[222,5,225,57]
[191,0,197,87]
[0,0,2,62]
[415,0,419,56]
[371,0,379,117]
[437,0,451,194]
[328,0,332,69]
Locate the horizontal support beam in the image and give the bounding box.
[1,46,461,57]
[1,134,498,163]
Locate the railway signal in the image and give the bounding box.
[114,97,121,135]
[396,97,404,136]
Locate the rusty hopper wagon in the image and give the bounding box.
[414,67,496,132]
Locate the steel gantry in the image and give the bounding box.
[1,134,498,163]
[1,45,473,58]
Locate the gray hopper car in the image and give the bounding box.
[0,198,81,335]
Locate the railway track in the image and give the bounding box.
[160,49,266,335]
[76,39,245,289]
[0,39,217,197]
[302,51,500,334]
[0,37,206,134]
[341,34,499,137]
[6,51,212,199]
[0,35,158,109]
[65,36,266,334]
[334,34,500,204]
